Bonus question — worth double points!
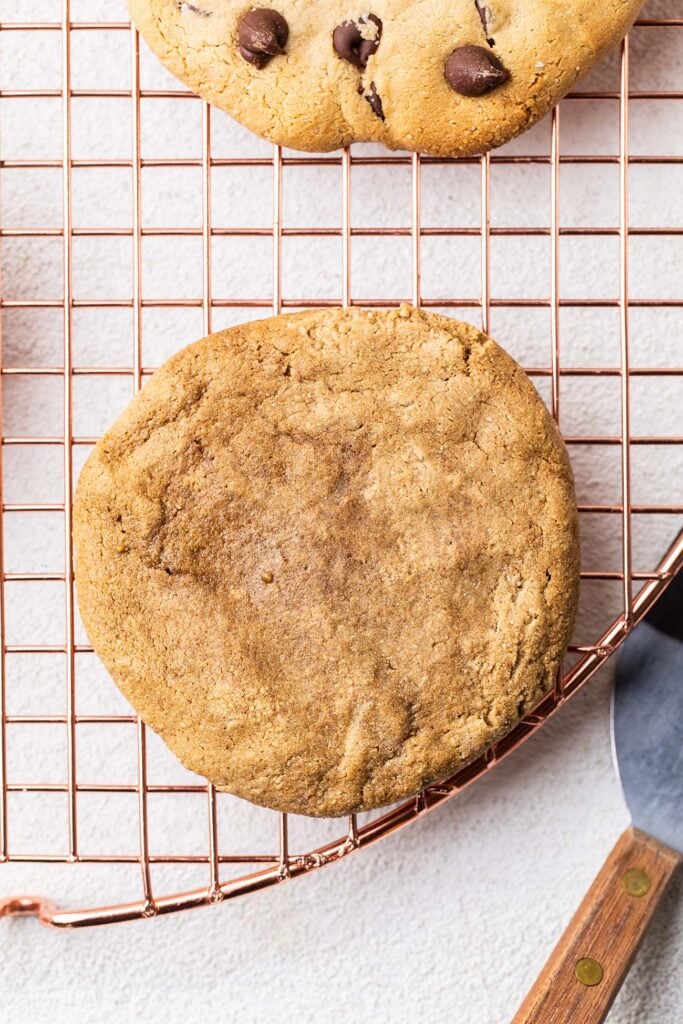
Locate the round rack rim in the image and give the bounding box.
[1,9,682,927]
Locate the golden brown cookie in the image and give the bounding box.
[74,307,579,817]
[127,0,642,156]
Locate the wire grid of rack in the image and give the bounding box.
[0,1,682,927]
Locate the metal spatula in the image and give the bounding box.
[512,570,683,1024]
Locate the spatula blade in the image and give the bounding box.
[612,570,683,855]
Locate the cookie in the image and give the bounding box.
[127,0,642,156]
[73,307,579,817]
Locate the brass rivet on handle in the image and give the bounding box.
[623,868,651,897]
[575,958,604,987]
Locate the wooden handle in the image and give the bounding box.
[512,827,681,1024]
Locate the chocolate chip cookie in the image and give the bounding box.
[128,0,642,155]
[73,307,579,817]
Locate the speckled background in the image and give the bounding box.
[0,1,682,1021]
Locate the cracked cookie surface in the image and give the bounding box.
[74,307,579,817]
[128,0,642,155]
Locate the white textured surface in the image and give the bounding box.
[1,1,682,1021]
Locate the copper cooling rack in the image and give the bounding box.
[0,1,682,928]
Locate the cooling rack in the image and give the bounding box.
[0,0,682,928]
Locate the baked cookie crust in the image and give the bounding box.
[128,0,642,155]
[74,307,579,817]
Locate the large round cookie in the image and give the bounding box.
[74,307,579,817]
[128,0,641,156]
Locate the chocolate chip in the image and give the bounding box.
[238,9,289,69]
[333,14,382,69]
[474,1,494,45]
[360,81,384,120]
[444,45,509,97]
